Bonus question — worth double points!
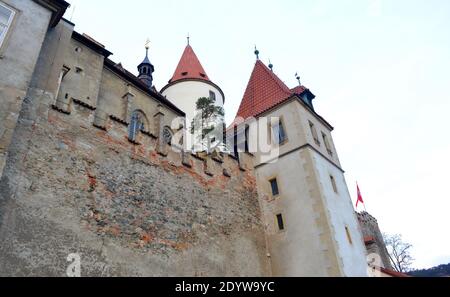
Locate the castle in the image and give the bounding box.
[0,0,374,276]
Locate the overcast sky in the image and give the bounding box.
[64,0,450,270]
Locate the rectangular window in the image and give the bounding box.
[269,178,280,196]
[330,175,338,193]
[0,2,15,48]
[322,132,333,156]
[209,90,216,102]
[276,214,285,231]
[345,226,353,245]
[244,126,250,153]
[309,121,321,146]
[271,119,287,145]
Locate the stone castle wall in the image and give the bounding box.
[357,211,392,269]
[0,87,270,276]
[0,15,270,275]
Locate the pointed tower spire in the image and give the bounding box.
[168,43,210,83]
[235,60,292,120]
[137,39,155,89]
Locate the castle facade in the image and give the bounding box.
[0,0,369,277]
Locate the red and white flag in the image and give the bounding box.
[356,183,365,209]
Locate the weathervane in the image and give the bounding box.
[145,38,150,57]
[187,33,190,45]
[296,72,301,86]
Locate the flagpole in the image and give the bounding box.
[362,183,368,213]
[356,181,368,213]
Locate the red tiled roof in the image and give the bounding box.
[380,267,411,277]
[364,236,376,244]
[170,45,210,83]
[235,60,294,120]
[231,60,335,132]
[291,85,307,95]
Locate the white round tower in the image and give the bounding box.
[161,43,225,129]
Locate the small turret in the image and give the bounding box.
[137,41,154,89]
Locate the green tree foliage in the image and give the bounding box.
[190,97,225,152]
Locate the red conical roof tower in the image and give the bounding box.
[161,40,225,125]
[169,44,211,84]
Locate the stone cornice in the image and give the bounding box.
[33,0,70,28]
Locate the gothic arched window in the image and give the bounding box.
[162,126,173,145]
[129,111,146,142]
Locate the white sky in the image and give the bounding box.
[64,0,450,270]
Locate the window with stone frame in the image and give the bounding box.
[162,126,173,145]
[276,214,285,231]
[269,178,280,197]
[345,226,353,245]
[322,132,333,156]
[244,125,249,153]
[129,111,145,142]
[309,121,321,146]
[271,118,287,145]
[330,174,338,194]
[209,90,216,102]
[0,1,15,48]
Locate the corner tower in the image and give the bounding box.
[230,54,369,277]
[161,42,225,128]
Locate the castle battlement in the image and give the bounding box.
[51,96,255,188]
[357,211,379,224]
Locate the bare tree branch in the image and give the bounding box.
[383,233,414,273]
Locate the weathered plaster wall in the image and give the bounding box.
[255,150,330,277]
[253,100,368,276]
[0,0,52,174]
[97,68,180,136]
[311,151,368,276]
[0,89,270,276]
